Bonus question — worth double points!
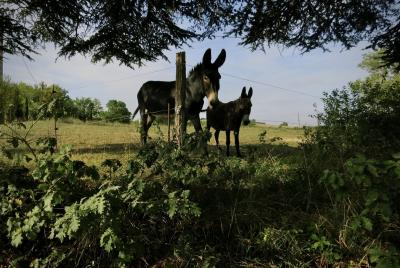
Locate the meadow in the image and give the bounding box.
[0,119,304,165]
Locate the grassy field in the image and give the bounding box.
[1,119,304,165]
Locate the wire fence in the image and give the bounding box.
[0,113,308,165]
[18,54,319,126]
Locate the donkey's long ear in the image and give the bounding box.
[213,49,226,68]
[202,48,212,67]
[248,87,253,98]
[241,87,247,98]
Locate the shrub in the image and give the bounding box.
[102,100,131,123]
[310,74,400,161]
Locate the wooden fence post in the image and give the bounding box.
[175,52,186,147]
[167,103,171,142]
[52,85,58,149]
[0,30,3,82]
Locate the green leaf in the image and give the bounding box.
[366,190,379,206]
[350,217,361,230]
[361,216,373,231]
[37,183,49,191]
[11,228,23,247]
[394,166,400,178]
[167,191,178,219]
[100,228,119,253]
[16,122,26,129]
[368,247,382,263]
[8,137,19,148]
[367,164,379,177]
[392,152,400,159]
[1,148,12,159]
[25,155,33,163]
[44,193,54,212]
[68,215,80,236]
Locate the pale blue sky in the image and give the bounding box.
[4,37,370,125]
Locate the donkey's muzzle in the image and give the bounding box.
[207,90,219,106]
[242,114,250,125]
[209,98,218,106]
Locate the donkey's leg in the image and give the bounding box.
[214,130,221,151]
[225,129,230,156]
[144,114,155,141]
[140,110,148,145]
[234,130,242,157]
[191,115,202,133]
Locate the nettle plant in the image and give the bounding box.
[1,123,202,267]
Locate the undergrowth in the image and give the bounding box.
[1,70,400,267]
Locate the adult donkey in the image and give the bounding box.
[132,48,226,144]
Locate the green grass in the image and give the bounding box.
[0,119,304,165]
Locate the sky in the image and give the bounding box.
[4,38,371,126]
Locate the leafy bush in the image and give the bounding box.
[1,128,202,267]
[300,52,400,267]
[102,100,131,123]
[308,68,400,163]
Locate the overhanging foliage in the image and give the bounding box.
[1,0,399,69]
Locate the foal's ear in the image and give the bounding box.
[213,49,226,68]
[248,87,253,98]
[241,87,247,98]
[202,48,212,67]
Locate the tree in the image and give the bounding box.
[73,97,103,121]
[2,1,400,70]
[359,49,399,79]
[23,96,29,120]
[1,0,228,67]
[0,79,23,122]
[103,100,131,123]
[0,80,79,122]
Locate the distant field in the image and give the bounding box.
[0,119,305,165]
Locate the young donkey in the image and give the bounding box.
[132,49,226,144]
[207,87,253,157]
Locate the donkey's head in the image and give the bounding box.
[201,48,226,105]
[237,87,253,126]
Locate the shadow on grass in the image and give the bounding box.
[179,155,319,266]
[2,141,302,160]
[71,142,141,154]
[206,143,302,159]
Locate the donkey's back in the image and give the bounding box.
[137,80,176,113]
[206,101,241,131]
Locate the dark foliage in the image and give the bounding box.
[1,0,230,67]
[369,18,400,71]
[2,1,399,69]
[229,1,395,49]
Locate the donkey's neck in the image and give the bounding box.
[232,99,245,117]
[186,64,204,104]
